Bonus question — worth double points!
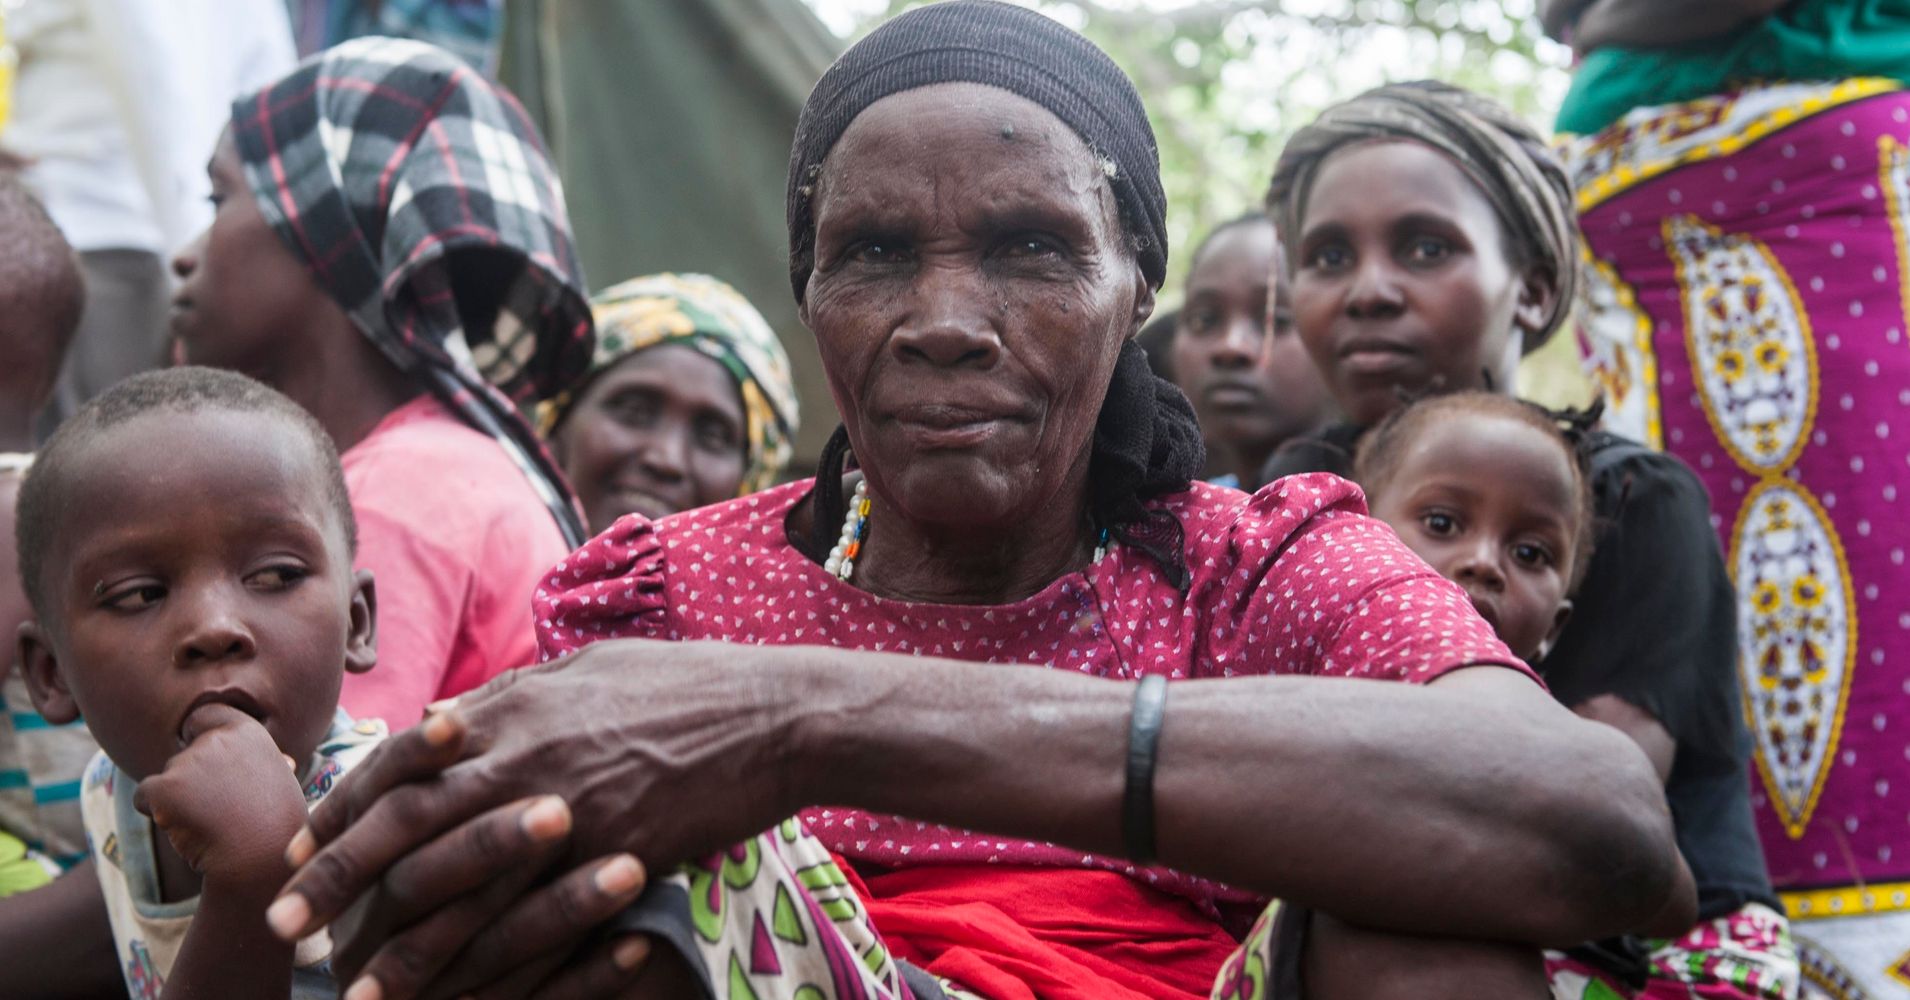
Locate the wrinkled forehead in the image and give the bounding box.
[812,82,1118,227]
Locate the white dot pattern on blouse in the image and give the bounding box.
[532,476,1525,916]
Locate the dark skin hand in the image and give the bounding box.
[134,704,307,1000]
[268,643,1682,1000]
[1539,0,1789,49]
[279,714,659,1000]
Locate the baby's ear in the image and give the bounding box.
[1535,599,1575,662]
[344,569,378,675]
[16,621,80,725]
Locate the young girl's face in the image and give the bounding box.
[20,409,375,781]
[1366,409,1581,662]
[1289,140,1549,427]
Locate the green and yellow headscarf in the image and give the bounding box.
[543,274,800,495]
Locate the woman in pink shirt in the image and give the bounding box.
[168,38,592,725]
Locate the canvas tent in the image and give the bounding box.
[500,0,841,465]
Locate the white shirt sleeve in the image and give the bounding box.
[83,0,296,254]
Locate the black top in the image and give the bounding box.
[1265,425,1777,919]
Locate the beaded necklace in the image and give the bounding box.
[826,480,1110,582]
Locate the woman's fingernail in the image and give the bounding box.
[521,796,572,841]
[421,710,459,746]
[594,854,643,896]
[285,827,315,866]
[343,976,383,1000]
[266,893,310,940]
[612,936,650,971]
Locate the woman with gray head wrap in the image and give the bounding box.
[1262,79,1580,480]
[1267,81,1780,1000]
[1267,79,1578,344]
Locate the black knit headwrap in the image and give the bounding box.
[787,0,1203,589]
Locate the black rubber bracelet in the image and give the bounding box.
[1123,674,1168,864]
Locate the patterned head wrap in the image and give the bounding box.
[543,274,800,496]
[1266,80,1580,348]
[229,37,594,546]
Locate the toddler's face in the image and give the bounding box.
[1366,411,1581,662]
[20,409,373,781]
[1288,140,1548,428]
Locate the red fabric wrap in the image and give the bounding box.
[849,863,1240,1000]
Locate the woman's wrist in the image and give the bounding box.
[776,649,1132,854]
[778,646,876,813]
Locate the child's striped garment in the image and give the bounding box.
[0,454,97,880]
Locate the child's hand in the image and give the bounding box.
[133,703,308,895]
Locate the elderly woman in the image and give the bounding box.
[265,5,1683,999]
[542,273,800,533]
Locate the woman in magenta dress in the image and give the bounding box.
[256,5,1689,999]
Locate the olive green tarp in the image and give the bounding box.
[500,0,842,463]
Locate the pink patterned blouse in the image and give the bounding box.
[533,474,1527,914]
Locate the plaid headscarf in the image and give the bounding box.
[1266,80,1580,348]
[229,36,593,546]
[543,274,800,496]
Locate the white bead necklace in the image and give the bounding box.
[825,480,1111,582]
[825,480,872,580]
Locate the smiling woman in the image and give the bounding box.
[262,7,1686,1000]
[541,273,800,534]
